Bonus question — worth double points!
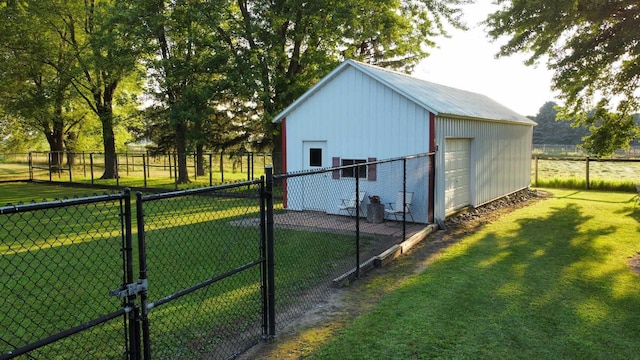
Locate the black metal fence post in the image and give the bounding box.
[68,153,72,183]
[220,151,225,183]
[135,192,151,360]
[48,152,52,182]
[429,153,435,224]
[146,151,151,178]
[142,154,147,189]
[403,158,407,241]
[193,152,197,181]
[259,174,268,336]
[355,174,361,279]
[173,153,178,190]
[208,153,213,186]
[116,155,120,187]
[28,152,33,180]
[90,153,94,184]
[251,153,255,180]
[247,153,251,182]
[265,166,276,337]
[585,156,590,190]
[122,189,140,360]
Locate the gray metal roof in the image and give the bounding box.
[273,59,536,126]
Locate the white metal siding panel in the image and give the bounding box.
[285,66,431,169]
[283,67,433,222]
[434,116,532,221]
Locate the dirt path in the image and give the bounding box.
[238,189,549,359]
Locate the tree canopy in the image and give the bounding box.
[1,0,469,176]
[532,101,591,145]
[486,0,640,157]
[138,0,468,180]
[230,0,468,172]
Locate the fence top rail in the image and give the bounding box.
[534,156,640,162]
[274,152,435,180]
[24,150,273,156]
[0,190,128,215]
[139,178,263,202]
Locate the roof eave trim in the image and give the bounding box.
[437,112,537,126]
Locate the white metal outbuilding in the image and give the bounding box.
[273,59,536,223]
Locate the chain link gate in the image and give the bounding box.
[1,191,137,360]
[2,176,276,359]
[134,177,273,359]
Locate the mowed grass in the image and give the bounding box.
[0,182,113,205]
[311,189,640,359]
[532,159,639,191]
[0,182,357,359]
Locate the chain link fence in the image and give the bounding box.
[271,153,433,331]
[18,151,272,189]
[1,152,434,359]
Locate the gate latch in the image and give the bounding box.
[110,279,148,298]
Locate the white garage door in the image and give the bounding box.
[445,139,471,213]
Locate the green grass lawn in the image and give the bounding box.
[310,189,640,359]
[0,182,112,205]
[5,183,640,359]
[0,182,358,359]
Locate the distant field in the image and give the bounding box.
[531,158,639,188]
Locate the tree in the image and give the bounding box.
[135,0,468,181]
[485,0,640,157]
[63,0,143,179]
[227,0,468,173]
[533,101,590,145]
[0,0,140,172]
[0,0,83,168]
[0,111,47,153]
[140,0,238,183]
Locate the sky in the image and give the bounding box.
[412,2,559,117]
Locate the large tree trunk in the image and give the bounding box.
[65,131,78,166]
[100,113,118,179]
[44,114,65,171]
[97,82,118,179]
[175,119,190,184]
[196,143,205,177]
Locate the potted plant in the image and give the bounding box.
[367,195,384,223]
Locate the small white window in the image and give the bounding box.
[309,148,322,167]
